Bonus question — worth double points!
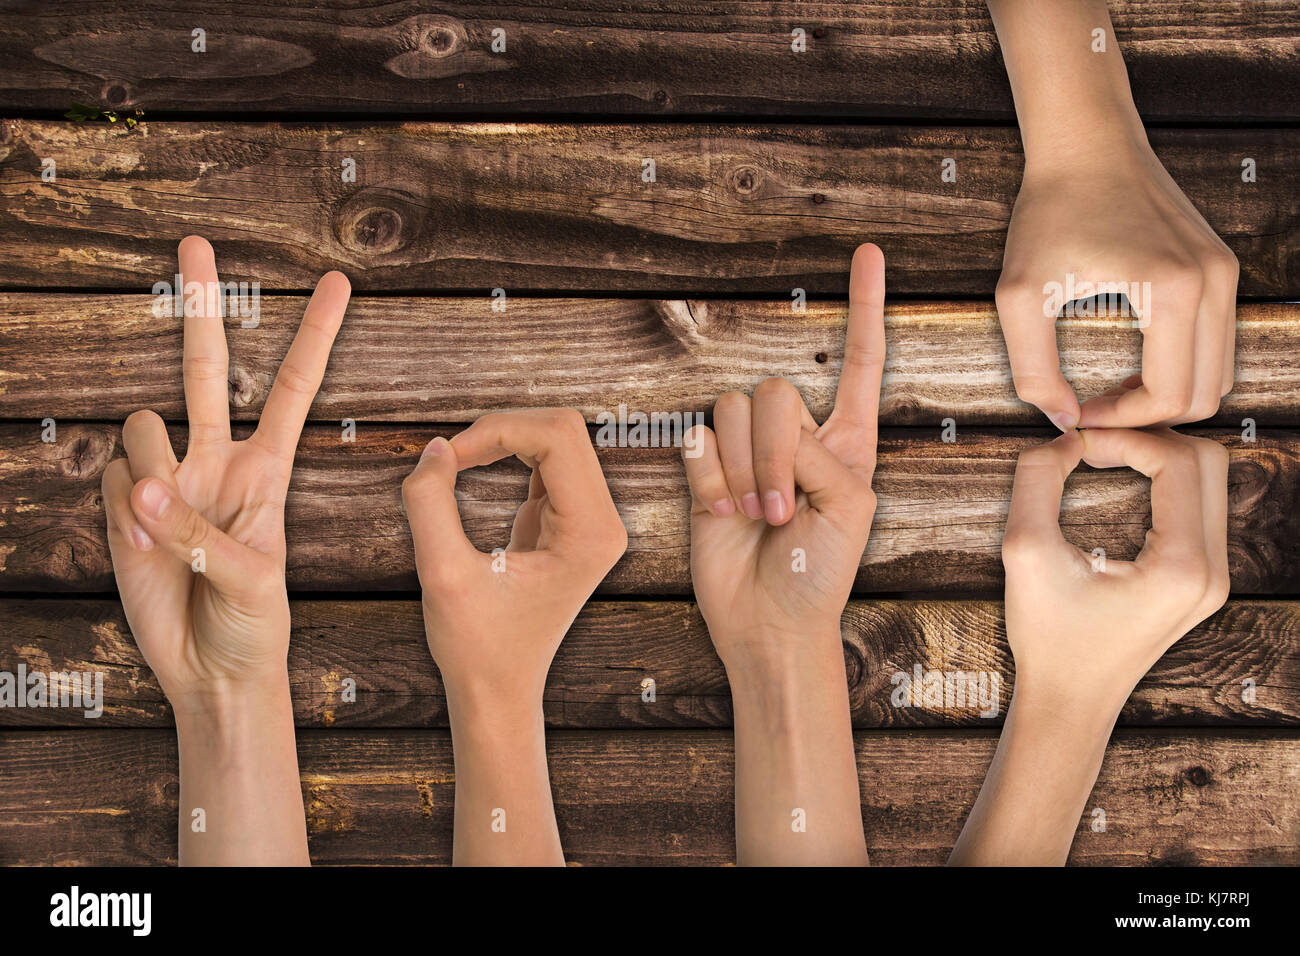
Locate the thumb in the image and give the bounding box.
[401,437,477,587]
[794,430,876,525]
[129,477,269,594]
[1001,430,1084,563]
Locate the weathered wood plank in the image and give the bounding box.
[2,123,1295,295]
[2,296,1297,427]
[0,729,1294,865]
[1,2,1296,120]
[2,425,1294,594]
[1,598,1295,728]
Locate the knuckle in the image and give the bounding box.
[1149,384,1195,421]
[994,275,1031,308]
[400,471,433,509]
[1185,391,1221,423]
[1207,245,1240,282]
[187,421,228,446]
[183,353,228,383]
[542,408,589,441]
[274,362,318,397]
[1011,374,1058,407]
[242,553,282,593]
[603,517,630,558]
[1163,440,1201,472]
[1155,550,1210,601]
[750,452,791,477]
[1205,569,1231,613]
[176,506,208,547]
[1206,439,1231,472]
[1017,444,1060,470]
[1157,262,1204,305]
[843,340,886,372]
[721,458,756,485]
[1001,528,1047,566]
[418,558,463,593]
[856,483,879,520]
[578,513,628,568]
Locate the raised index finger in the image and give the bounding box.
[831,243,887,437]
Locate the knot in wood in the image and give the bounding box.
[730,165,761,196]
[423,26,458,55]
[652,300,710,351]
[335,189,424,256]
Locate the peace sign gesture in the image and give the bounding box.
[102,236,350,708]
[682,243,886,658]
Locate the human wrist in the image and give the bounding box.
[1008,664,1130,737]
[711,621,844,675]
[1020,125,1153,182]
[171,672,293,731]
[722,628,850,732]
[172,674,296,767]
[444,675,547,733]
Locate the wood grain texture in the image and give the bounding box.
[2,122,1296,295]
[0,729,1294,865]
[1,598,1295,729]
[1,2,1297,120]
[2,425,1295,594]
[2,296,1297,427]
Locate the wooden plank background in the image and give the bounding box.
[3,598,1296,729]
[1,730,1295,866]
[1,1,1297,867]
[1,2,1297,120]
[2,297,1298,427]
[2,123,1297,295]
[3,425,1297,594]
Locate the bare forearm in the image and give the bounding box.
[987,0,1148,165]
[174,678,309,866]
[447,688,564,866]
[948,679,1123,866]
[726,638,867,866]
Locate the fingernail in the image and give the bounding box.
[137,479,170,520]
[763,490,787,524]
[421,437,448,460]
[129,524,155,551]
[712,498,735,518]
[1050,412,1078,433]
[741,493,763,520]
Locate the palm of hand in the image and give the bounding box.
[420,491,575,688]
[115,441,291,695]
[404,414,630,699]
[692,419,875,644]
